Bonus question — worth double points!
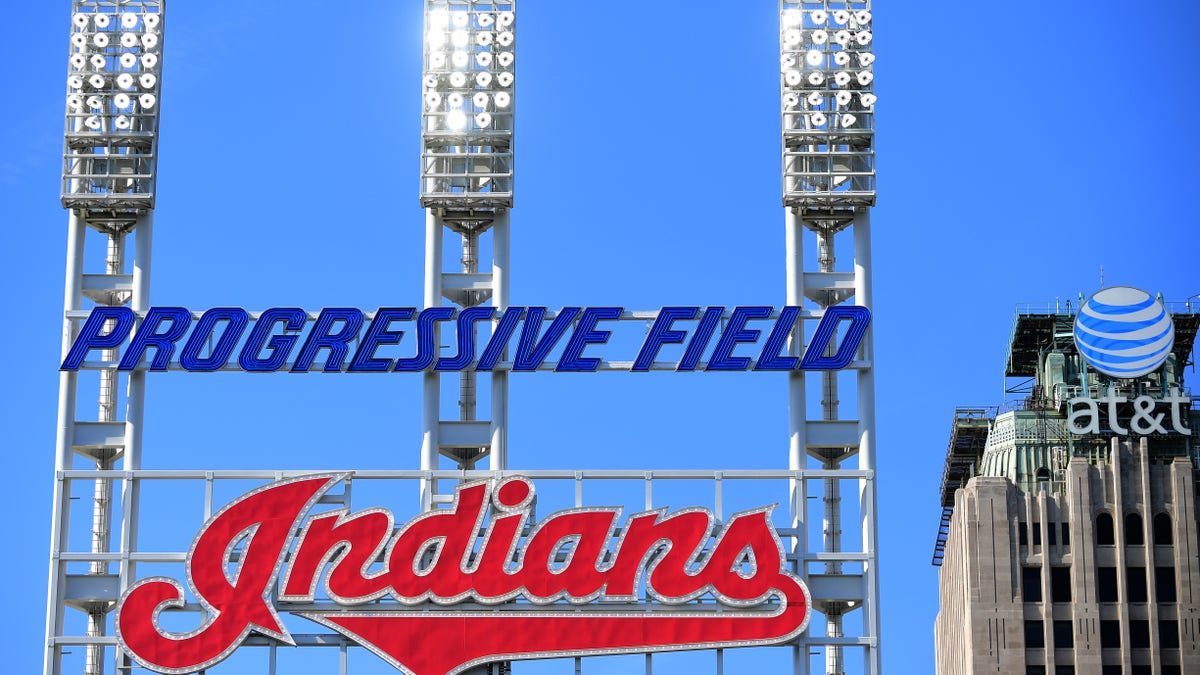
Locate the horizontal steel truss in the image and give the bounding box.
[47,468,878,674]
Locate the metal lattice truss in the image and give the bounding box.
[780,1,875,209]
[62,0,164,212]
[420,0,515,209]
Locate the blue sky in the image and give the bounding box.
[3,1,1199,673]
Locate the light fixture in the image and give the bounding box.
[448,92,464,107]
[473,92,489,108]
[88,74,106,89]
[430,52,447,68]
[425,92,442,108]
[856,31,872,46]
[446,109,467,130]
[424,74,439,89]
[835,90,852,107]
[121,32,139,48]
[86,95,103,109]
[785,70,804,86]
[449,71,467,87]
[140,53,157,68]
[451,30,469,48]
[70,54,86,69]
[71,34,87,49]
[833,52,850,66]
[144,13,160,29]
[498,11,514,27]
[121,13,138,29]
[67,94,83,110]
[805,49,823,66]
[73,13,88,28]
[138,93,156,109]
[858,52,875,67]
[855,11,872,24]
[119,53,136,68]
[68,75,84,90]
[497,30,514,47]
[117,73,135,89]
[835,30,852,46]
[476,52,493,67]
[85,115,102,130]
[810,10,828,25]
[479,13,494,28]
[782,9,802,27]
[783,92,800,108]
[93,33,110,48]
[834,71,851,86]
[807,72,825,86]
[477,32,493,46]
[139,73,157,89]
[497,51,514,67]
[429,8,449,29]
[451,51,469,68]
[856,71,873,85]
[811,29,828,44]
[141,33,158,49]
[497,72,514,87]
[428,30,448,49]
[781,53,797,70]
[860,93,877,107]
[784,29,802,47]
[113,93,131,109]
[809,112,827,127]
[807,92,824,107]
[90,54,107,69]
[493,91,510,107]
[840,113,856,127]
[94,14,110,28]
[475,72,492,87]
[452,11,469,28]
[114,115,131,130]
[833,10,850,25]
[475,112,492,128]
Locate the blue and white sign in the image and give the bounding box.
[1074,286,1174,379]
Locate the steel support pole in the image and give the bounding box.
[785,208,809,675]
[490,211,509,471]
[421,210,443,508]
[853,209,882,674]
[44,210,86,675]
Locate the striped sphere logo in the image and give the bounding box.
[1074,286,1174,378]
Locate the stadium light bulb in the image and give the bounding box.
[90,54,107,69]
[428,31,448,49]
[139,73,157,89]
[117,73,135,89]
[494,91,510,107]
[497,30,514,47]
[783,9,802,27]
[71,34,87,49]
[475,72,492,87]
[93,33,110,48]
[807,92,824,106]
[477,32,493,47]
[805,49,823,66]
[451,30,469,48]
[833,10,850,25]
[856,31,872,46]
[120,53,137,68]
[860,93,877,107]
[496,72,514,87]
[855,11,872,24]
[835,30,851,46]
[785,70,804,86]
[144,14,160,29]
[781,53,797,69]
[424,74,439,89]
[85,115,102,130]
[833,52,850,65]
[498,11,514,27]
[141,33,158,49]
[858,52,875,67]
[71,54,86,69]
[86,95,103,109]
[782,92,799,108]
[95,14,110,28]
[67,94,83,110]
[809,112,827,127]
[429,8,449,29]
[811,29,828,44]
[139,93,156,108]
[473,92,489,108]
[452,51,469,68]
[430,52,447,68]
[425,92,442,108]
[121,32,139,48]
[113,92,131,109]
[810,10,828,25]
[807,72,825,86]
[449,71,467,87]
[141,53,158,68]
[73,13,88,28]
[835,90,852,106]
[448,92,464,107]
[475,112,492,128]
[121,13,138,29]
[88,74,106,89]
[114,115,131,130]
[857,71,873,85]
[479,14,495,28]
[446,109,467,130]
[784,29,802,47]
[497,51,514,67]
[841,113,856,127]
[452,11,469,28]
[476,52,493,67]
[68,75,84,90]
[833,72,850,86]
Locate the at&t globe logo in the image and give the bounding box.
[1074,286,1175,379]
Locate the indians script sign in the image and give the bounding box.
[115,475,812,674]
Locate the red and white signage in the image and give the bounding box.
[116,475,811,674]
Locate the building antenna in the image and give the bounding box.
[1100,264,1104,288]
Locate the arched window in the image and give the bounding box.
[1096,512,1114,546]
[1154,513,1173,545]
[1036,467,1050,482]
[1125,513,1144,545]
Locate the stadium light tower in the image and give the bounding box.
[779,2,880,675]
[419,0,515,509]
[47,2,164,675]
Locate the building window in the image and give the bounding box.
[1100,620,1121,648]
[1160,619,1179,649]
[1156,566,1177,602]
[1102,668,1122,675]
[1096,513,1114,545]
[1129,620,1150,649]
[1025,620,1045,648]
[1027,668,1046,675]
[1061,522,1070,546]
[1048,522,1057,546]
[1023,567,1042,602]
[1054,620,1074,648]
[1125,512,1144,545]
[1163,667,1181,675]
[1033,522,1042,546]
[1153,513,1172,545]
[1019,522,1028,545]
[1126,567,1147,603]
[1131,666,1151,675]
[1096,567,1118,602]
[1055,667,1075,675]
[1051,567,1072,602]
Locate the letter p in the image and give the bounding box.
[61,307,135,370]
